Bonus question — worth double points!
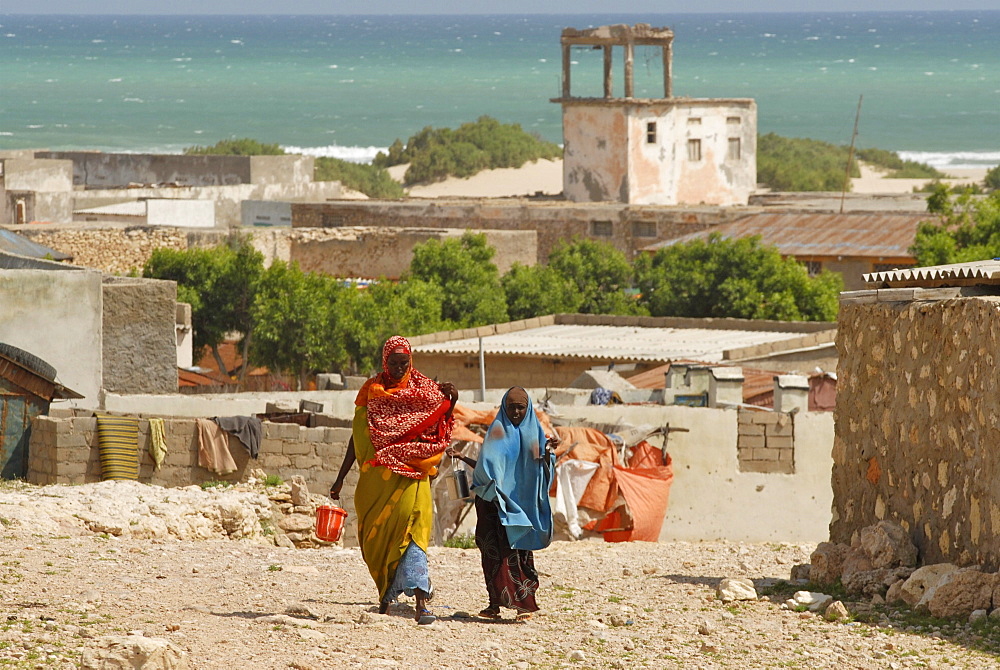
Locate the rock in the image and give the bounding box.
[885,579,905,605]
[697,619,714,635]
[970,609,988,624]
[790,591,833,612]
[898,563,960,608]
[357,611,374,624]
[840,548,874,584]
[824,601,850,622]
[277,513,315,533]
[255,614,314,628]
[642,565,657,575]
[716,577,757,603]
[297,628,326,641]
[700,642,719,653]
[989,608,1000,620]
[842,567,914,598]
[809,542,850,585]
[926,569,997,619]
[80,634,188,669]
[285,603,320,619]
[568,650,586,662]
[858,521,918,569]
[789,564,811,581]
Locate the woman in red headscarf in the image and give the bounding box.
[330,336,458,624]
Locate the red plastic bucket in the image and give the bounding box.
[315,505,348,542]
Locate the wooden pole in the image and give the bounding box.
[841,94,863,214]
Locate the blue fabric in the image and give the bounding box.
[386,541,431,602]
[472,388,556,551]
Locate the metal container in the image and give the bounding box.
[446,462,472,501]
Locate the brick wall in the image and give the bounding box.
[737,409,795,474]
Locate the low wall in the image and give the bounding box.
[290,199,751,262]
[102,277,178,395]
[28,415,362,545]
[834,291,1000,568]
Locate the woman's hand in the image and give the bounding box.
[329,479,343,500]
[544,434,561,454]
[438,381,458,404]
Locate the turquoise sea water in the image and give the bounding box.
[1,12,998,170]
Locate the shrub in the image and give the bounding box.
[985,165,1000,192]
[183,138,284,156]
[757,133,857,191]
[314,156,404,198]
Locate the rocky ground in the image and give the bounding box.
[2,481,1000,669]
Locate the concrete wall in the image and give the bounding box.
[147,199,216,228]
[33,153,314,189]
[0,266,103,407]
[1,158,75,224]
[276,227,536,279]
[560,99,756,206]
[73,181,343,230]
[290,200,746,263]
[102,277,179,395]
[242,200,293,228]
[833,290,1000,568]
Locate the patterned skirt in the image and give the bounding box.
[474,497,540,613]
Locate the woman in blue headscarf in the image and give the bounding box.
[449,387,558,621]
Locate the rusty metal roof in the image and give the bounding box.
[644,212,932,260]
[863,259,1000,288]
[411,324,811,364]
[0,229,71,261]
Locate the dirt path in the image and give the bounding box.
[2,526,999,668]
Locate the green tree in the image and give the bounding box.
[314,156,404,198]
[501,263,582,320]
[250,261,347,388]
[408,232,509,327]
[634,234,841,322]
[546,239,646,315]
[336,279,446,375]
[910,189,1000,266]
[143,238,265,376]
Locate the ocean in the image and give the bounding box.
[1,12,998,171]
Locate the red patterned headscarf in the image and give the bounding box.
[355,336,454,478]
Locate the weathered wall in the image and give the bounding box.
[14,225,192,275]
[562,105,629,203]
[146,199,216,228]
[242,200,293,228]
[32,153,314,189]
[559,99,756,206]
[1,158,74,192]
[72,181,342,229]
[31,394,833,544]
[28,416,361,544]
[1,158,75,224]
[833,292,1000,568]
[0,266,103,407]
[290,199,746,262]
[102,277,179,395]
[282,227,536,279]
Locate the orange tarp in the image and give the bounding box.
[552,426,620,513]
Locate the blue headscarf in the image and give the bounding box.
[472,387,556,551]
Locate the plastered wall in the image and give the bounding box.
[102,277,179,395]
[833,294,1000,568]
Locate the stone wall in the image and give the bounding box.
[102,277,179,394]
[290,199,749,262]
[833,291,1000,568]
[28,415,361,544]
[14,225,191,275]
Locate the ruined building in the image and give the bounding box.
[553,24,756,207]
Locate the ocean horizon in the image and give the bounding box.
[1,12,998,171]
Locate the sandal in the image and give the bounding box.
[515,612,533,622]
[416,608,436,625]
[478,607,502,620]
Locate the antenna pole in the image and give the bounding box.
[841,94,863,214]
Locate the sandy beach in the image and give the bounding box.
[365,160,989,200]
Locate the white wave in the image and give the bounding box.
[0,131,13,136]
[899,151,1000,170]
[282,144,389,163]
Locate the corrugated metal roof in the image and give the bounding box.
[75,201,147,216]
[411,324,809,363]
[863,259,1000,287]
[0,229,72,261]
[644,212,931,260]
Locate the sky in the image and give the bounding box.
[1,0,997,13]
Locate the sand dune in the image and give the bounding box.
[375,159,988,200]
